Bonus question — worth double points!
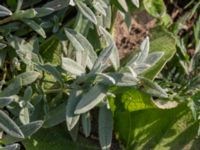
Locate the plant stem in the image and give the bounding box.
[0,16,14,25]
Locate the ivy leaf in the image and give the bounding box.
[99,104,113,150]
[0,5,12,17]
[75,0,97,25]
[75,84,107,114]
[0,110,24,138]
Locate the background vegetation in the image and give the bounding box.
[0,0,199,150]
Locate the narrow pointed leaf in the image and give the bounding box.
[0,96,16,108]
[66,90,82,131]
[135,37,150,63]
[93,44,114,72]
[81,112,91,137]
[99,26,120,70]
[16,71,40,86]
[140,77,168,98]
[4,144,20,150]
[0,5,12,17]
[131,0,140,8]
[76,0,97,24]
[75,84,107,114]
[44,103,66,128]
[99,104,113,150]
[62,57,85,76]
[145,52,164,66]
[20,120,44,137]
[23,19,46,38]
[0,79,21,97]
[0,110,24,138]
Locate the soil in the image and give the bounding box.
[114,11,156,58]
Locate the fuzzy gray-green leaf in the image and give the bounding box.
[75,85,107,114]
[16,71,40,86]
[76,0,97,25]
[62,57,85,76]
[81,112,91,137]
[99,104,113,150]
[0,110,24,138]
[66,90,82,131]
[0,5,12,17]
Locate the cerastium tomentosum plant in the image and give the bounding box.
[0,0,167,149]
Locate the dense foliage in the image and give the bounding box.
[0,0,199,150]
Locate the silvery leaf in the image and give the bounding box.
[75,84,107,114]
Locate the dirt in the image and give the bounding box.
[114,11,156,59]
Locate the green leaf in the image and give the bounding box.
[3,144,20,150]
[114,104,200,149]
[62,57,85,76]
[109,73,138,87]
[13,9,37,19]
[81,112,91,137]
[141,28,176,80]
[2,121,44,144]
[35,8,54,17]
[0,79,21,97]
[40,36,62,65]
[139,77,168,98]
[75,84,107,114]
[0,96,16,108]
[22,126,99,150]
[118,88,156,112]
[92,44,114,72]
[64,28,97,68]
[43,0,69,11]
[98,26,120,70]
[44,103,66,128]
[23,86,32,101]
[93,1,106,16]
[66,90,82,131]
[16,71,40,86]
[20,120,44,137]
[0,110,24,138]
[145,52,164,66]
[22,19,46,38]
[135,36,150,64]
[75,0,97,25]
[36,64,63,85]
[143,0,166,18]
[0,5,12,17]
[99,104,113,150]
